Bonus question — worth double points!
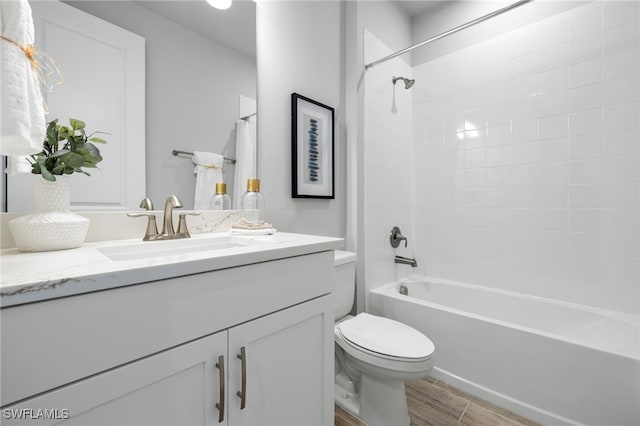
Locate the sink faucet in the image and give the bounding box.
[394,255,417,268]
[161,195,183,236]
[128,195,200,241]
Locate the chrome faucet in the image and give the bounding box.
[390,226,408,248]
[394,255,417,268]
[161,195,183,236]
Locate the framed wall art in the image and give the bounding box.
[291,93,335,199]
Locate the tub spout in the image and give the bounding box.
[394,255,417,267]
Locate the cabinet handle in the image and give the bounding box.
[236,346,246,410]
[215,355,225,423]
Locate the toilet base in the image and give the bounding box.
[335,383,360,419]
[360,373,410,426]
[335,373,411,426]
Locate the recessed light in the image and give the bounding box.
[206,0,232,10]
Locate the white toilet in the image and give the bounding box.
[334,250,435,426]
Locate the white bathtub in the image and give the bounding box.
[369,276,640,426]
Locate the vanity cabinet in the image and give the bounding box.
[4,331,227,426]
[227,296,332,426]
[1,250,335,425]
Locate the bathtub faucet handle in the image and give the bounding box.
[390,226,408,248]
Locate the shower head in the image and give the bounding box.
[392,76,415,89]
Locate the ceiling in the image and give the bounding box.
[132,1,441,59]
[133,0,256,58]
[395,1,442,17]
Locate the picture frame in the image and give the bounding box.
[291,93,335,199]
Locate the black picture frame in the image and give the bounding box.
[291,93,335,199]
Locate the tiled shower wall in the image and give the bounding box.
[412,1,639,313]
[363,28,414,300]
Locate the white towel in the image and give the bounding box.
[5,154,30,174]
[233,118,257,209]
[192,151,224,210]
[230,218,275,235]
[0,0,46,163]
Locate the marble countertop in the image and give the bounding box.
[0,232,343,308]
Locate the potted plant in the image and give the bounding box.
[29,118,106,181]
[9,118,108,252]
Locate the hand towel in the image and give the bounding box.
[230,228,276,236]
[192,151,224,210]
[5,154,31,174]
[233,118,256,209]
[230,218,276,235]
[0,0,46,161]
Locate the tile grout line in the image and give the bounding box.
[458,401,471,422]
[433,377,472,423]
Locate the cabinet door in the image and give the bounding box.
[228,295,334,426]
[2,331,227,426]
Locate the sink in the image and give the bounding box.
[98,235,260,261]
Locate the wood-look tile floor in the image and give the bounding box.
[335,376,540,426]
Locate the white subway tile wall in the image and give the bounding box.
[406,1,639,312]
[363,29,415,297]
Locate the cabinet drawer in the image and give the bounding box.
[1,251,334,405]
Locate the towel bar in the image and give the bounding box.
[172,150,236,164]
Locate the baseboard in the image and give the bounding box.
[430,367,583,426]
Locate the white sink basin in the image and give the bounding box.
[98,235,260,261]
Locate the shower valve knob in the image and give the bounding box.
[390,226,408,248]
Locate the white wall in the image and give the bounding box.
[64,1,256,210]
[410,1,586,65]
[256,1,345,237]
[412,0,639,313]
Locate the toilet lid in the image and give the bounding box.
[337,313,434,359]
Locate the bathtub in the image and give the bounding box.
[369,276,640,426]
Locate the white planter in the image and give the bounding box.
[9,175,89,252]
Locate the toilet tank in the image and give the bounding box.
[334,250,356,320]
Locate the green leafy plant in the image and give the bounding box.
[30,118,107,182]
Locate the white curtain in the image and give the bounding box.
[233,117,257,209]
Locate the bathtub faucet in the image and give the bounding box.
[394,255,417,268]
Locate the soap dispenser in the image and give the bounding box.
[241,178,265,221]
[210,183,231,210]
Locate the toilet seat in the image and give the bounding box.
[337,313,434,360]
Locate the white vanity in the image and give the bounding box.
[1,232,342,425]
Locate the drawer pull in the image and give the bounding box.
[215,355,225,422]
[236,346,246,409]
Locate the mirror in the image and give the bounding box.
[3,0,256,212]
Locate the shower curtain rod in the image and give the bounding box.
[364,0,534,70]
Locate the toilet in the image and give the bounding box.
[333,250,435,426]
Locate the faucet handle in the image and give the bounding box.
[390,226,408,248]
[127,212,159,241]
[139,197,154,210]
[177,212,201,238]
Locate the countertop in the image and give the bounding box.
[0,232,343,308]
